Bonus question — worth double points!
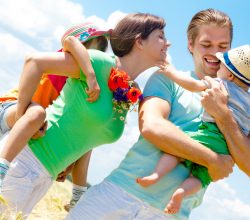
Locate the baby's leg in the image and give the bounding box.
[165,176,202,214]
[137,153,180,187]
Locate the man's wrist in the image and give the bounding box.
[202,151,219,169]
[214,107,233,126]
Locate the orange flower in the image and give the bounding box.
[126,87,142,103]
[108,68,129,91]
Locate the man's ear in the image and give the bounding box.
[188,38,194,54]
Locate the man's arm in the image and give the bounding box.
[139,96,234,181]
[201,77,250,176]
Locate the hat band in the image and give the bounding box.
[224,52,250,85]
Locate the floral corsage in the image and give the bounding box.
[108,67,143,121]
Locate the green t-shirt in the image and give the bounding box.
[107,71,205,219]
[29,50,127,179]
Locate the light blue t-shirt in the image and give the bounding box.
[106,71,205,220]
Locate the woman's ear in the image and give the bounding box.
[135,36,143,50]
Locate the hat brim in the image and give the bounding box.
[216,51,238,76]
[79,29,111,43]
[215,52,225,65]
[216,51,250,86]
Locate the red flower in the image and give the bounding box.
[108,68,130,91]
[126,87,142,103]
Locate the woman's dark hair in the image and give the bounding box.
[110,13,165,57]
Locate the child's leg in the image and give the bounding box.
[0,102,17,134]
[137,153,180,187]
[0,103,45,161]
[0,103,45,187]
[165,175,202,214]
[64,150,92,212]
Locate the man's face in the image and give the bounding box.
[188,24,231,79]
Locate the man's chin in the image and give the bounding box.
[204,68,218,78]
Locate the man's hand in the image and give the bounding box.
[207,154,234,181]
[201,76,229,118]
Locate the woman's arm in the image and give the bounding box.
[63,36,100,102]
[160,65,207,92]
[201,77,250,176]
[139,96,234,181]
[17,52,80,119]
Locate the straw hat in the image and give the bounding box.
[61,22,110,44]
[216,45,250,85]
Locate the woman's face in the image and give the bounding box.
[188,24,231,79]
[141,29,169,65]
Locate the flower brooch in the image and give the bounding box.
[108,67,143,120]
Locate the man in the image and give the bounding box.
[66,9,249,220]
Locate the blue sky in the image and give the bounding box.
[0,0,250,219]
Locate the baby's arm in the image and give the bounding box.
[160,65,207,92]
[63,36,100,102]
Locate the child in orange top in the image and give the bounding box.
[0,22,109,201]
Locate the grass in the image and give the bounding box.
[0,180,72,220]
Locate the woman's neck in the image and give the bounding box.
[116,54,152,80]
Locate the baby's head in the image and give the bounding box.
[61,22,110,51]
[216,45,250,88]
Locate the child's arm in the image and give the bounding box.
[160,64,207,92]
[63,36,100,102]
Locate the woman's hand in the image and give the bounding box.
[56,163,75,182]
[31,121,48,139]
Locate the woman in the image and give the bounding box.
[0,13,168,216]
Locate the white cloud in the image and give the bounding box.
[0,32,38,94]
[191,180,250,220]
[0,0,85,50]
[107,11,127,28]
[0,3,129,94]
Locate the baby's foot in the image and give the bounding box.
[136,173,160,187]
[164,188,185,214]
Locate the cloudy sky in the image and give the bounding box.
[0,0,250,219]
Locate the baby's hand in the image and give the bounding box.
[85,75,100,102]
[157,63,176,77]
